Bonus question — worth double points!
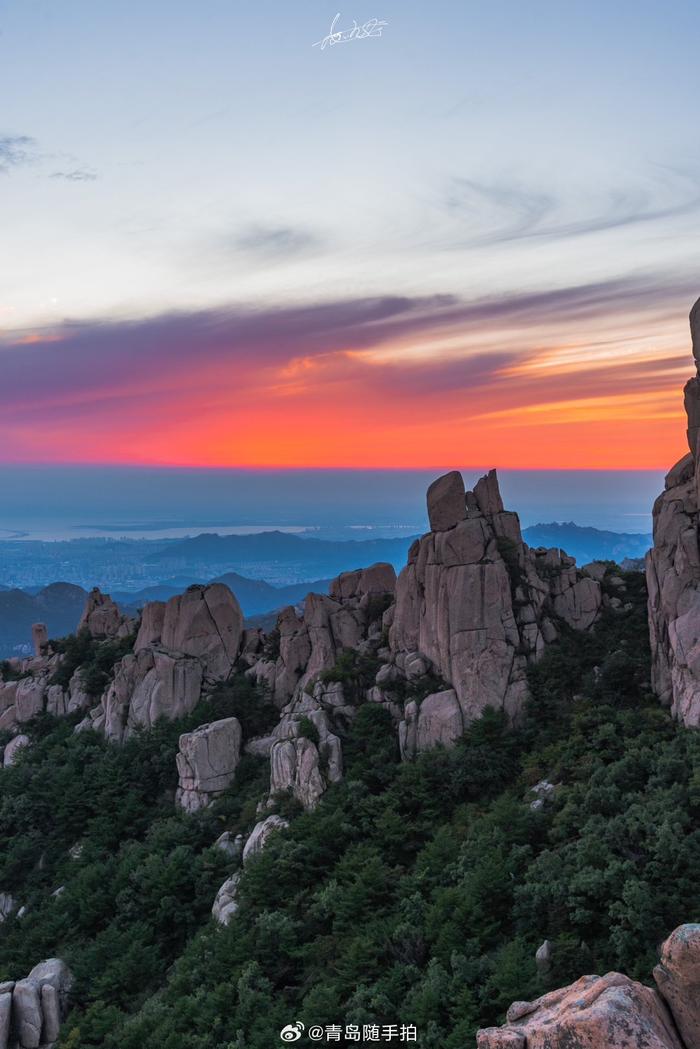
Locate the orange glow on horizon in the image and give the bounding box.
[1,299,695,471]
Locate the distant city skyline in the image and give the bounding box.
[1,1,699,468]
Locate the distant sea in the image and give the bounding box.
[0,466,665,541]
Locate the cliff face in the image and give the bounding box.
[647,298,700,725]
[387,468,601,725]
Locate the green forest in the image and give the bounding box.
[0,569,698,1047]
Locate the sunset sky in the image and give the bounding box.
[2,0,700,469]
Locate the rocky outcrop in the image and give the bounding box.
[211,816,288,926]
[0,958,73,1049]
[77,583,244,741]
[78,588,130,639]
[653,924,700,1047]
[211,873,241,926]
[159,583,243,681]
[3,735,29,768]
[399,689,463,759]
[477,973,683,1049]
[175,717,242,812]
[241,814,289,865]
[478,922,700,1049]
[247,564,396,709]
[647,297,700,726]
[389,469,601,725]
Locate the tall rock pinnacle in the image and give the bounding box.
[647,297,700,725]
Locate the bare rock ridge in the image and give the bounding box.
[478,923,700,1049]
[0,473,605,816]
[648,295,700,725]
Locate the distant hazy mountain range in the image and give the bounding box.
[144,530,416,580]
[111,572,332,618]
[0,523,652,657]
[522,522,652,564]
[0,583,88,657]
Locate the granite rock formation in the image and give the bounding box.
[0,958,73,1049]
[77,588,131,639]
[477,923,700,1049]
[77,583,244,740]
[647,297,700,725]
[388,469,601,724]
[175,717,242,812]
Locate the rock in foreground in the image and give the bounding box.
[478,922,700,1049]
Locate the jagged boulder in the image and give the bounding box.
[242,814,289,865]
[78,587,128,639]
[15,677,46,724]
[399,689,463,759]
[175,717,242,812]
[211,873,241,926]
[476,973,683,1049]
[270,737,328,811]
[97,647,203,742]
[3,735,29,768]
[247,563,395,709]
[479,922,700,1049]
[427,470,467,531]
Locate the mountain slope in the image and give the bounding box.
[1,571,699,1048]
[0,583,87,656]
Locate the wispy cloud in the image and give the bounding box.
[444,168,700,246]
[226,224,323,259]
[0,135,36,173]
[49,169,98,182]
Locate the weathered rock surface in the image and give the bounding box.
[161,583,243,681]
[242,814,289,865]
[427,470,467,531]
[77,583,244,741]
[78,587,129,639]
[31,624,48,659]
[390,469,601,727]
[175,717,242,812]
[653,923,700,1048]
[247,564,395,708]
[477,973,683,1049]
[6,958,73,1049]
[399,689,463,759]
[647,297,700,726]
[479,922,700,1049]
[3,734,30,768]
[211,873,241,926]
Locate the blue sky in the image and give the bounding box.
[3,0,699,325]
